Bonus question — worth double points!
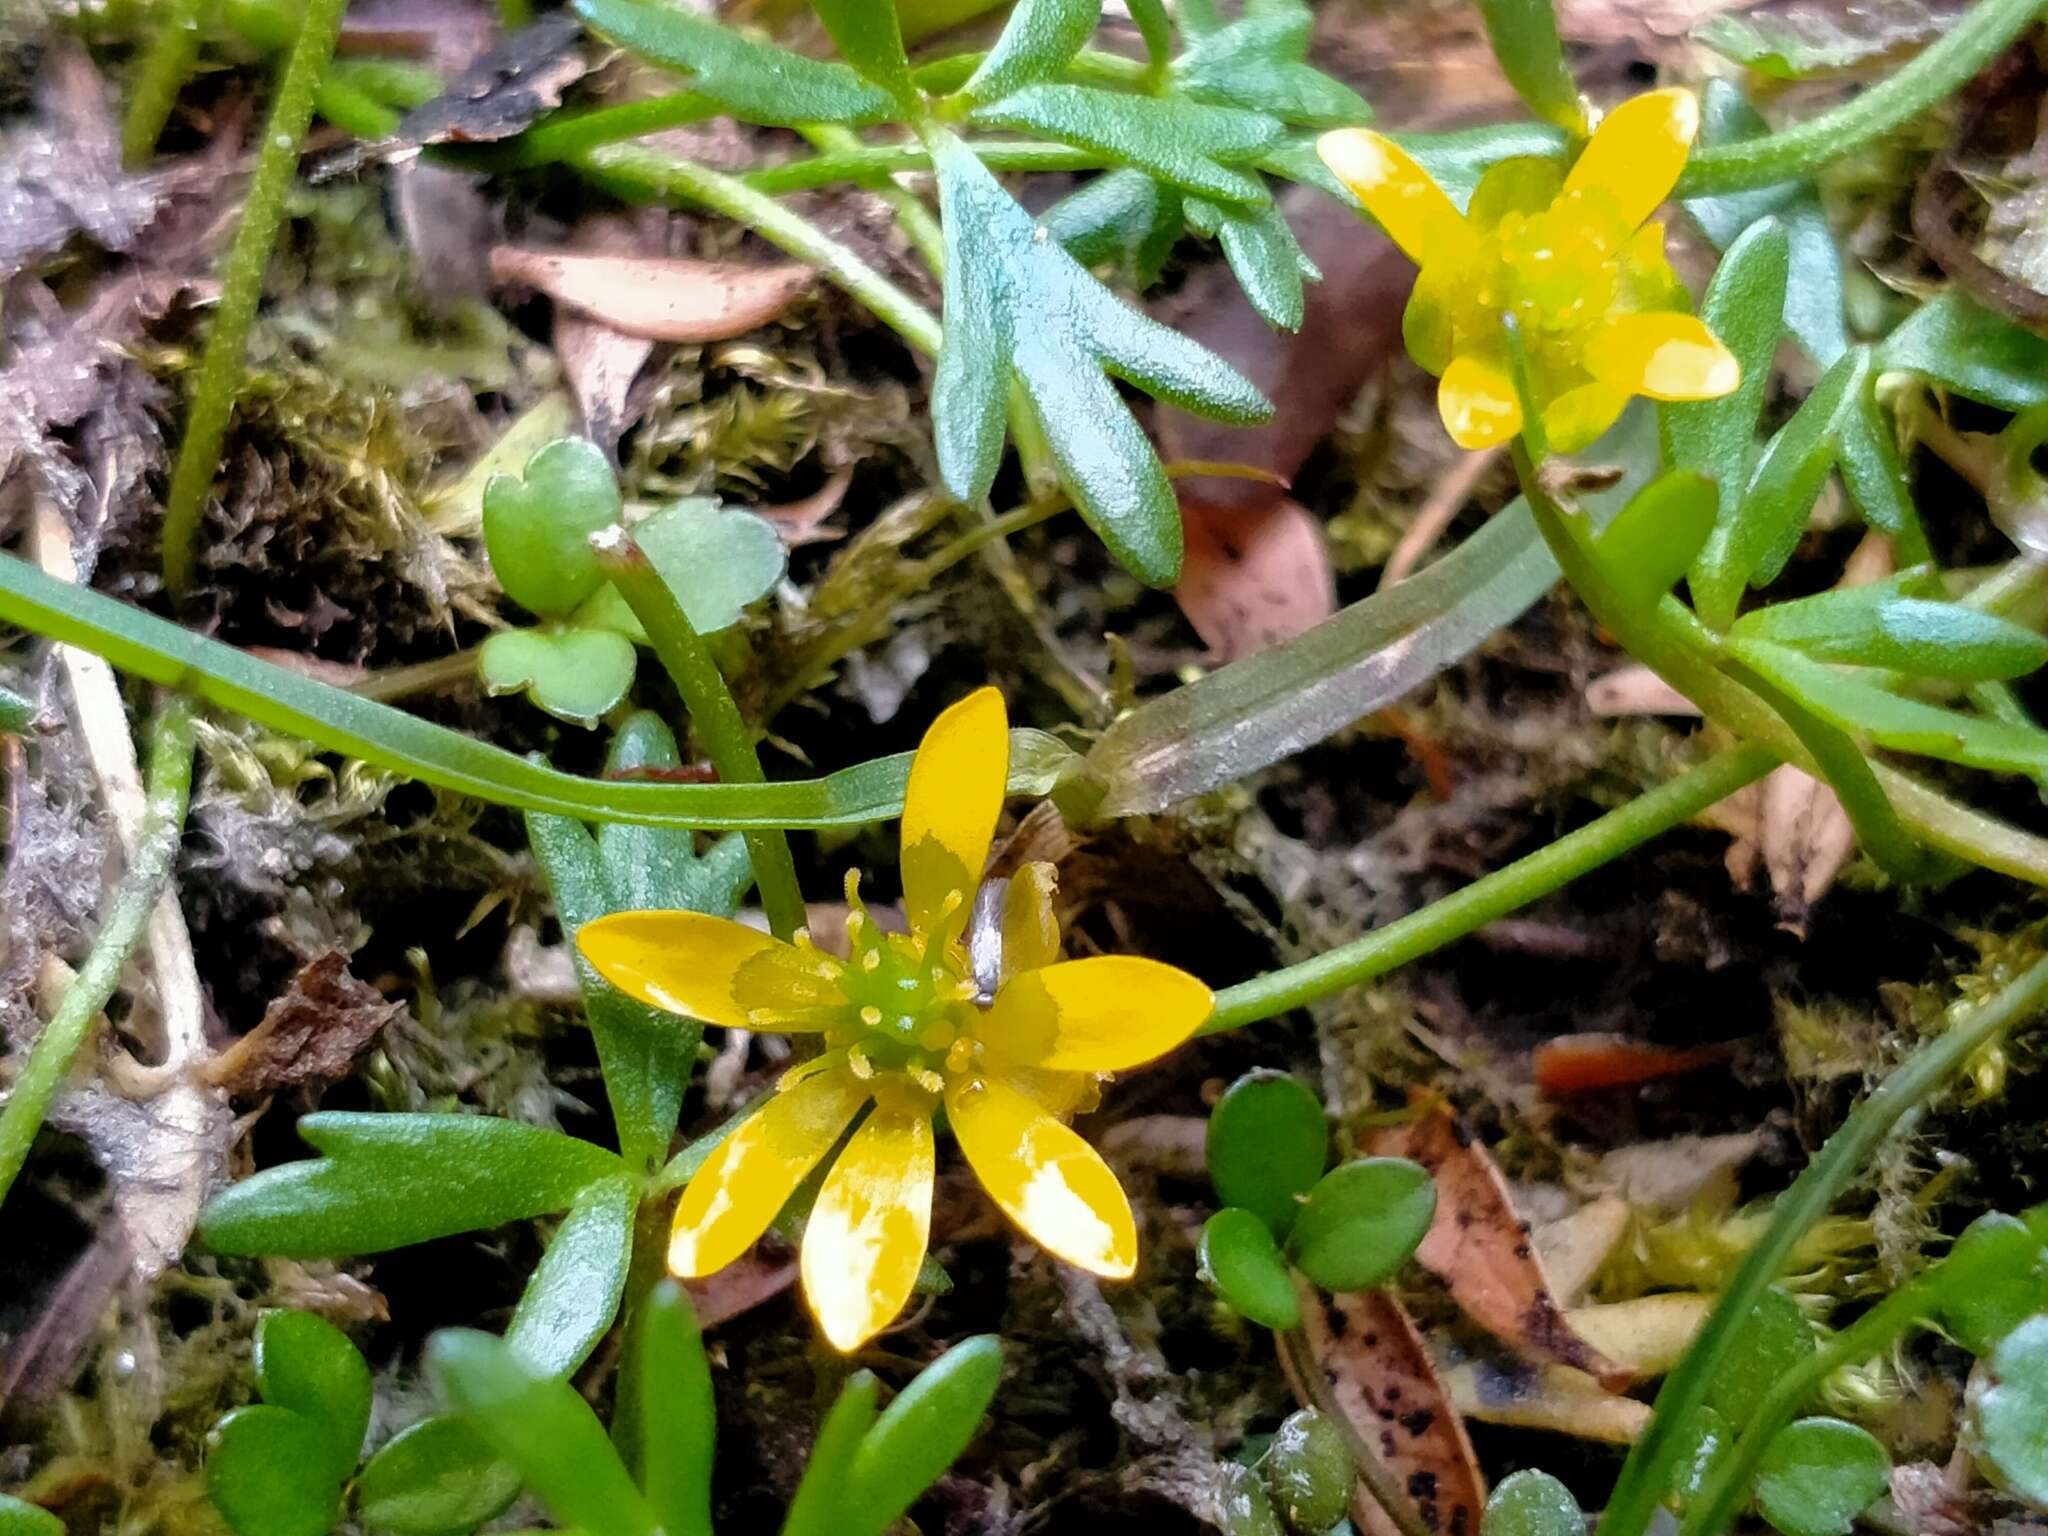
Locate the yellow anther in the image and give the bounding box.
[861,950,882,972]
[860,1005,883,1028]
[939,888,963,916]
[848,1046,875,1080]
[944,1038,976,1075]
[910,1068,945,1096]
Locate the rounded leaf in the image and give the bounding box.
[1206,1071,1327,1238]
[1974,1314,2048,1505]
[1216,1463,1286,1536]
[479,626,638,729]
[0,1494,63,1536]
[357,1416,522,1536]
[481,436,622,617]
[1199,1208,1301,1330]
[1755,1418,1890,1536]
[1262,1409,1352,1533]
[1287,1157,1436,1293]
[633,499,788,634]
[207,1406,345,1536]
[256,1310,372,1480]
[1482,1469,1584,1536]
[1938,1212,2048,1357]
[1703,1287,1813,1420]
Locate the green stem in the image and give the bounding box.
[579,144,943,358]
[122,0,208,165]
[0,697,198,1208]
[160,0,351,597]
[473,93,721,168]
[801,124,946,273]
[1600,950,2048,1536]
[741,140,1103,194]
[1673,0,2045,197]
[592,531,807,940]
[1678,1279,1939,1536]
[1202,742,1776,1033]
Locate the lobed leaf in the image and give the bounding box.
[930,131,1269,586]
[1205,1070,1327,1238]
[1186,195,1320,331]
[356,1417,523,1536]
[503,1175,637,1377]
[958,0,1102,106]
[1044,167,1184,288]
[842,1336,1003,1536]
[199,1113,623,1257]
[967,84,1282,204]
[479,625,638,728]
[1974,1314,2048,1504]
[482,436,622,619]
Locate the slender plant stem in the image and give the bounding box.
[580,144,943,358]
[160,0,352,597]
[1599,951,2048,1536]
[480,93,721,168]
[349,645,485,703]
[0,697,198,1208]
[122,0,208,165]
[1674,0,2044,196]
[1203,742,1776,1033]
[1276,1323,1434,1536]
[802,123,947,273]
[743,140,1103,194]
[591,530,807,940]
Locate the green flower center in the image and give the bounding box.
[820,899,979,1093]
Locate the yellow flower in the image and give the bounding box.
[578,688,1213,1352]
[1318,89,1740,454]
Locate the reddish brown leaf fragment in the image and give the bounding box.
[1175,492,1334,662]
[203,951,404,1096]
[491,246,817,343]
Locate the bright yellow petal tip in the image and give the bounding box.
[1437,355,1524,450]
[1315,129,1470,267]
[900,687,1009,940]
[801,1106,934,1352]
[947,1076,1137,1278]
[982,956,1212,1074]
[1591,312,1740,401]
[1564,88,1700,232]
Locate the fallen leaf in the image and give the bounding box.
[1585,663,1698,716]
[557,307,655,457]
[1437,1354,1650,1444]
[1531,1196,1631,1306]
[686,1252,798,1328]
[394,11,587,144]
[1564,1293,1713,1376]
[1175,492,1334,662]
[1596,1131,1761,1213]
[1758,765,1856,934]
[1367,1102,1634,1390]
[1533,1032,1735,1096]
[491,246,816,343]
[203,950,405,1096]
[1282,1286,1486,1536]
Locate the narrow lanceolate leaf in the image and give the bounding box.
[959,0,1102,106]
[842,1337,1004,1536]
[930,132,1270,586]
[574,0,892,127]
[1595,471,1719,615]
[1171,3,1373,129]
[1878,289,2048,411]
[967,85,1283,204]
[1186,196,1320,331]
[807,0,919,112]
[503,1175,638,1377]
[198,1113,623,1257]
[1474,0,1584,132]
[1730,570,2048,682]
[1662,218,1789,525]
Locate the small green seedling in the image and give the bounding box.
[1752,1418,1889,1536]
[1482,1468,1584,1536]
[1262,1409,1352,1533]
[476,437,785,726]
[431,1280,1004,1536]
[1198,1070,1435,1327]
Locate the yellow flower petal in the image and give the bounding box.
[999,862,1062,986]
[946,1075,1136,1278]
[1466,155,1565,232]
[1402,262,1460,377]
[1316,129,1471,267]
[580,911,821,1029]
[801,1104,934,1352]
[1438,354,1524,449]
[1588,312,1740,400]
[1562,88,1700,233]
[981,956,1212,1073]
[1540,381,1633,454]
[668,1068,868,1278]
[900,687,1008,942]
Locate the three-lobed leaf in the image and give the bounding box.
[1206,1070,1327,1237]
[1199,1207,1302,1329]
[356,1416,523,1536]
[479,625,638,728]
[482,437,622,618]
[1754,1417,1890,1536]
[1044,168,1184,288]
[1185,196,1320,331]
[929,131,1269,586]
[1286,1156,1436,1292]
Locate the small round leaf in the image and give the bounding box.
[1754,1417,1889,1536]
[1703,1287,1814,1420]
[1207,1071,1327,1238]
[479,626,638,728]
[634,498,789,634]
[356,1415,522,1536]
[255,1310,371,1480]
[1974,1313,2048,1505]
[1482,1469,1584,1536]
[1286,1157,1436,1293]
[1200,1208,1301,1331]
[0,1494,63,1536]
[482,437,622,617]
[207,1406,345,1536]
[1217,1462,1286,1536]
[1938,1212,2048,1357]
[1262,1409,1352,1533]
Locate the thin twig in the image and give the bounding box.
[1379,446,1502,590]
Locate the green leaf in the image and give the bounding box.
[208,1407,345,1536]
[1937,1212,2048,1357]
[1206,1070,1327,1238]
[1172,3,1373,130]
[1217,1463,1287,1536]
[1286,1156,1436,1292]
[781,1373,880,1536]
[504,1175,637,1377]
[480,626,638,729]
[1199,1207,1301,1330]
[1702,1287,1815,1421]
[929,131,1269,586]
[1974,1313,2048,1504]
[1043,168,1184,288]
[1481,1469,1584,1536]
[430,1330,659,1536]
[1125,0,1172,72]
[1755,1418,1890,1536]
[967,85,1282,204]
[1662,218,1789,525]
[637,1283,717,1536]
[1683,81,1846,367]
[1731,638,2048,777]
[1694,0,1957,82]
[0,1496,63,1536]
[632,498,789,634]
[256,1311,372,1481]
[200,1113,624,1257]
[1672,1403,1739,1512]
[842,1336,1003,1536]
[1730,571,2048,681]
[1879,290,2048,411]
[357,1417,523,1536]
[807,0,918,110]
[1474,0,1583,132]
[1186,196,1319,331]
[573,0,893,126]
[1595,471,1719,614]
[958,0,1101,106]
[482,437,622,619]
[1262,1409,1352,1533]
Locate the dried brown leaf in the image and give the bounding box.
[394,11,587,145]
[203,950,404,1096]
[1438,1355,1650,1444]
[1367,1103,1634,1390]
[761,467,854,546]
[492,246,816,342]
[1175,493,1334,663]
